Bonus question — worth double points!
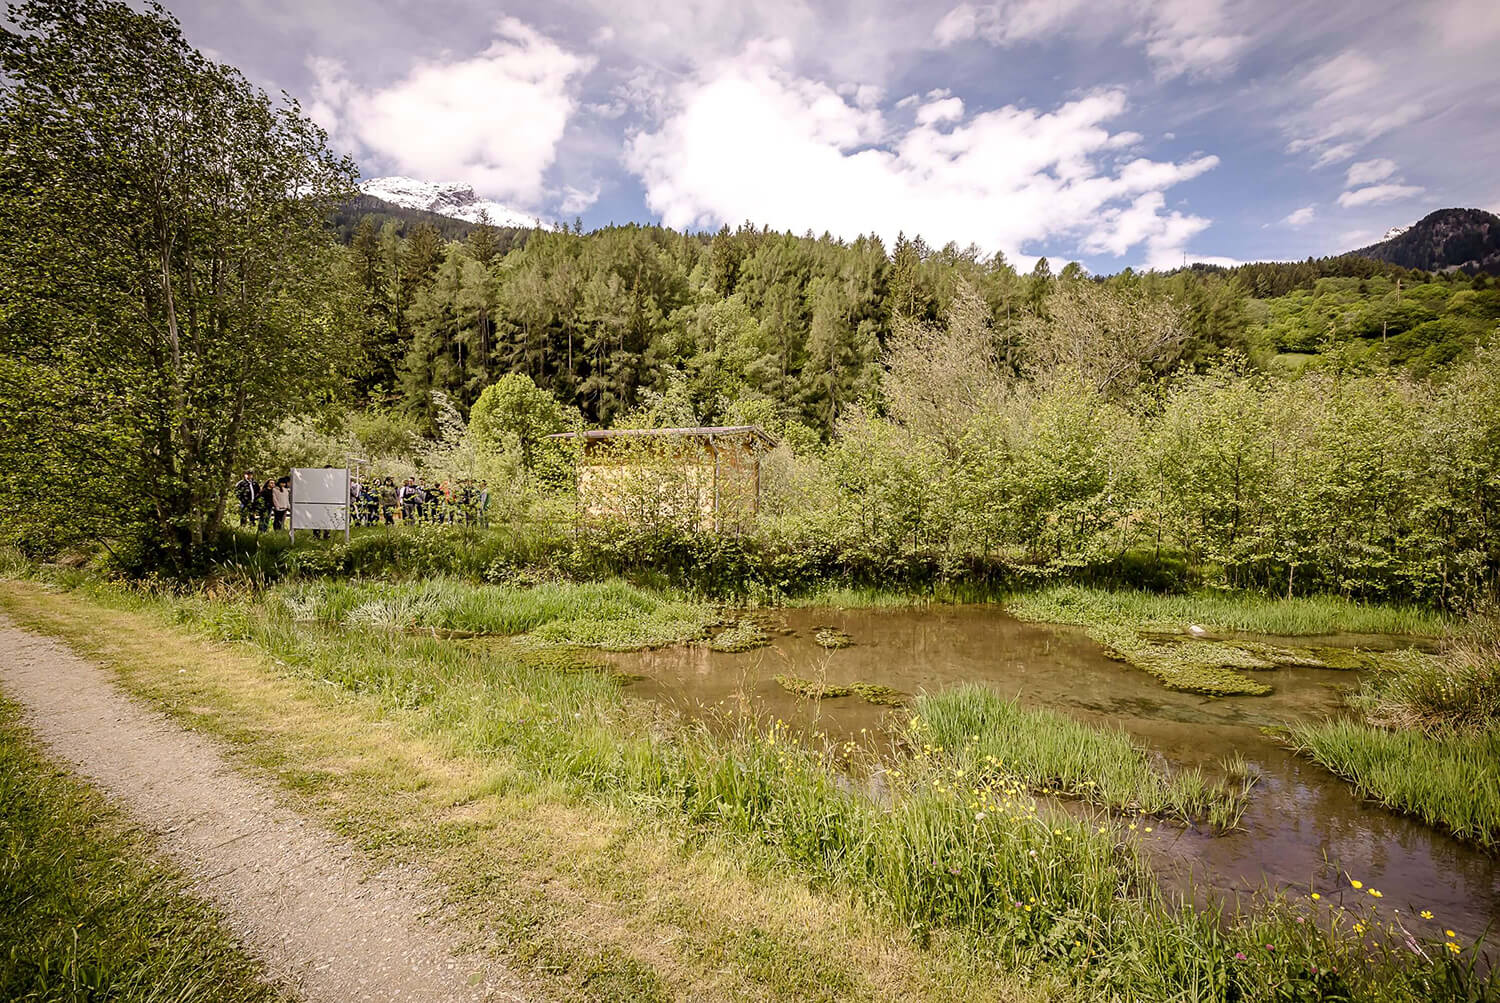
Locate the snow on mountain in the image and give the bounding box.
[359,177,551,230]
[1382,223,1411,240]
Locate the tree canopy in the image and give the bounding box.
[0,0,358,568]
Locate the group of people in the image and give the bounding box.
[235,473,292,532]
[354,477,491,528]
[234,471,492,533]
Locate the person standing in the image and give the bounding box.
[399,478,416,523]
[256,478,274,533]
[271,476,291,532]
[380,478,398,525]
[478,480,490,529]
[235,472,256,527]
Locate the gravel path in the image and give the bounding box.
[0,621,527,1003]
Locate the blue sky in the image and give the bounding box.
[176,0,1500,272]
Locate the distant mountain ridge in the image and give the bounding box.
[1352,208,1500,275]
[358,176,551,231]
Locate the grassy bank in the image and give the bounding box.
[1289,617,1500,849]
[1,576,1488,1001]
[914,686,1255,828]
[1008,585,1447,637]
[1287,722,1500,849]
[270,576,712,649]
[1005,586,1444,697]
[0,698,282,1002]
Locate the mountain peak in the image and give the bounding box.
[358,177,550,230]
[1353,208,1500,275]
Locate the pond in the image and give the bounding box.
[608,605,1500,939]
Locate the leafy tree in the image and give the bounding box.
[468,373,572,469]
[1018,280,1188,395]
[0,0,358,568]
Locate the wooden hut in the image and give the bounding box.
[548,425,777,531]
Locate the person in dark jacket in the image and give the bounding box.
[256,478,275,533]
[234,472,256,527]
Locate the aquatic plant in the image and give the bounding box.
[812,626,853,649]
[709,620,771,653]
[773,675,907,706]
[1287,722,1500,850]
[913,684,1255,827]
[850,682,905,706]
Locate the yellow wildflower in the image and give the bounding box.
[1420,910,1433,920]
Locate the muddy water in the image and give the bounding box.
[610,605,1500,938]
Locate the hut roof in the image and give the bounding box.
[548,425,778,448]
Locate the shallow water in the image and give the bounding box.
[609,605,1500,939]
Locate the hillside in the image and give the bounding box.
[1353,208,1500,275]
[329,195,538,253]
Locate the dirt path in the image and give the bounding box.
[0,620,527,1003]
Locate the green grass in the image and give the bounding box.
[0,698,283,1002]
[1009,585,1447,637]
[913,685,1255,828]
[267,577,711,650]
[11,575,1491,1002]
[1288,612,1500,848]
[1006,586,1444,697]
[1286,721,1500,849]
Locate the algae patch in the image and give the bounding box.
[812,626,853,649]
[774,674,907,706]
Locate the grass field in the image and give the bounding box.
[0,697,283,1002]
[1,575,1490,1001]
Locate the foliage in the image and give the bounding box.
[467,373,574,469]
[0,0,358,569]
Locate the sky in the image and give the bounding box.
[173,0,1500,272]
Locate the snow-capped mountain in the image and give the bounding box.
[359,177,550,230]
[1382,224,1411,240]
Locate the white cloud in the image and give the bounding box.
[1337,183,1424,208]
[309,18,590,205]
[931,0,1248,79]
[1282,206,1315,227]
[559,183,602,214]
[1345,158,1396,187]
[1309,143,1358,168]
[626,46,1222,270]
[915,96,965,126]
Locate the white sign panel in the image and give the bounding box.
[291,502,347,530]
[291,468,349,531]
